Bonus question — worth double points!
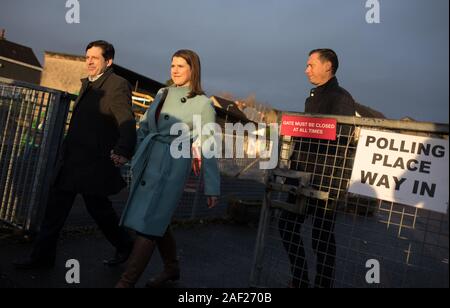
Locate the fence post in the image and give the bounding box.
[250,112,282,287]
[28,92,71,233]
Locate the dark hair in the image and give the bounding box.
[172,49,205,98]
[85,40,115,61]
[309,48,339,75]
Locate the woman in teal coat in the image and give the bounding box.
[115,50,220,288]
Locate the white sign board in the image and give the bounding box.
[349,129,449,214]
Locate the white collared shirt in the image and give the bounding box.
[88,72,104,82]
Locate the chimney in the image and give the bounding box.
[0,29,5,40]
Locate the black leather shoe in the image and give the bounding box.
[13,257,55,270]
[103,249,131,267]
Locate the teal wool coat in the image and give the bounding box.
[120,86,220,236]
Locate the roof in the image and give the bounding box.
[0,39,41,68]
[113,64,165,95]
[400,117,416,121]
[355,102,385,118]
[212,96,251,123]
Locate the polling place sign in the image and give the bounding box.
[349,129,449,214]
[280,115,337,140]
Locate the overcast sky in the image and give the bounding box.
[1,0,448,123]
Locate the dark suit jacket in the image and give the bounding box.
[305,77,356,116]
[55,68,137,196]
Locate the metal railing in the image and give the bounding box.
[0,78,72,232]
[250,112,449,288]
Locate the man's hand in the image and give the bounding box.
[207,196,219,209]
[110,150,129,167]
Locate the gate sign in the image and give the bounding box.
[349,129,449,214]
[281,115,337,140]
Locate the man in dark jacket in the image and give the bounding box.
[14,40,136,269]
[304,49,356,116]
[279,49,356,288]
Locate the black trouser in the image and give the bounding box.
[278,199,337,288]
[30,186,132,262]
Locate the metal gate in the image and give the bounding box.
[0,78,71,232]
[250,112,449,288]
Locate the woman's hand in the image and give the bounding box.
[192,157,202,176]
[192,145,202,176]
[207,196,218,209]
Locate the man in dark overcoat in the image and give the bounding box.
[279,49,357,288]
[14,40,136,269]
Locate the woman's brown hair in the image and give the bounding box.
[172,49,205,98]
